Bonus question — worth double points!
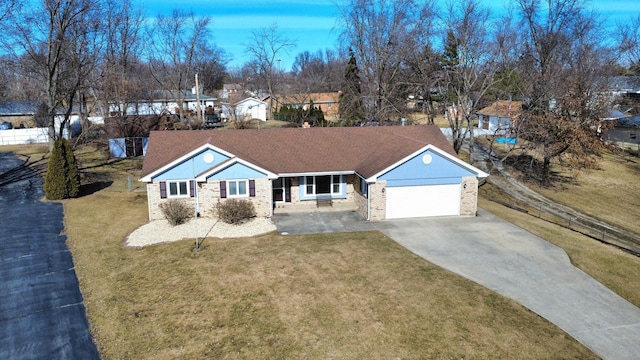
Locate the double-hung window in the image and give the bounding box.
[228,179,248,197]
[168,180,189,198]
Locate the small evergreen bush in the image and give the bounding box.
[159,200,192,226]
[44,138,80,200]
[216,199,256,225]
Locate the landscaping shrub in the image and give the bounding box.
[216,199,256,225]
[44,138,80,200]
[159,200,192,226]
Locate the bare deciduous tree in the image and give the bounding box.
[7,0,104,144]
[244,23,296,118]
[147,9,212,123]
[339,0,434,122]
[516,0,613,184]
[439,0,498,156]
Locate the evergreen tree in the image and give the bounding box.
[339,49,364,126]
[44,138,80,200]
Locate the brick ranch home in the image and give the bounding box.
[139,125,488,221]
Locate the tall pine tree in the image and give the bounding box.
[339,49,364,126]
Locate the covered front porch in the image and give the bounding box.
[271,174,365,216]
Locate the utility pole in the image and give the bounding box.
[195,73,202,125]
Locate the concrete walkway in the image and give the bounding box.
[374,210,640,360]
[0,153,99,359]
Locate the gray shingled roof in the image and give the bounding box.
[0,101,42,116]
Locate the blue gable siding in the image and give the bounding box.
[207,162,267,180]
[153,149,230,180]
[379,149,476,187]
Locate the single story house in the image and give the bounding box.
[270,92,341,117]
[224,98,268,122]
[0,100,43,128]
[477,100,523,134]
[109,89,216,117]
[140,125,488,222]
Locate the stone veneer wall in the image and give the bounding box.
[147,178,272,221]
[460,176,479,216]
[368,181,387,221]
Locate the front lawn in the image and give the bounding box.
[53,145,595,359]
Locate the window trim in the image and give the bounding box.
[227,179,250,198]
[303,175,342,197]
[359,178,368,197]
[167,180,190,198]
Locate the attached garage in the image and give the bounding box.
[385,184,461,219]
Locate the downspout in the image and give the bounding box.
[269,178,274,218]
[366,182,371,221]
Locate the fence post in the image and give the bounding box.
[538,203,543,218]
[602,230,606,242]
[568,217,572,229]
[128,176,132,192]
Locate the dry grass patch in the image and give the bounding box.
[61,177,593,358]
[479,182,640,308]
[528,151,640,235]
[8,143,596,359]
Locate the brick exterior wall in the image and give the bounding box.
[460,176,479,216]
[368,181,387,221]
[147,178,272,221]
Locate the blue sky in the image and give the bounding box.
[137,0,637,70]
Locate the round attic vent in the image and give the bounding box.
[422,154,433,165]
[203,153,214,164]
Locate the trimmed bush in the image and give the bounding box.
[216,199,256,225]
[159,200,192,226]
[44,138,80,200]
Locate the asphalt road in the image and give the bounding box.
[0,152,99,359]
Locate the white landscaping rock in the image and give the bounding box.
[125,217,277,247]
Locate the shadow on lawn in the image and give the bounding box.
[504,154,577,187]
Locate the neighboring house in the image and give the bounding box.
[226,98,268,122]
[0,100,43,128]
[109,89,216,116]
[140,125,488,222]
[270,92,341,118]
[602,114,640,146]
[220,83,243,100]
[476,100,523,134]
[609,76,640,98]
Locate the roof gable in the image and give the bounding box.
[477,100,523,117]
[140,126,461,181]
[376,146,487,184]
[236,98,267,106]
[140,144,234,182]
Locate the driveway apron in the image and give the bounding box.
[375,209,640,360]
[0,153,99,359]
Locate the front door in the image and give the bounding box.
[315,175,331,194]
[272,178,291,204]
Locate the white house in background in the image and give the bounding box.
[476,100,523,134]
[108,88,216,116]
[227,97,268,122]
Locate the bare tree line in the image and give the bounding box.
[0,0,638,182]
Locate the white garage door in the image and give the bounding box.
[386,184,461,219]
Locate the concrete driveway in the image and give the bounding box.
[375,209,640,360]
[0,153,99,359]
